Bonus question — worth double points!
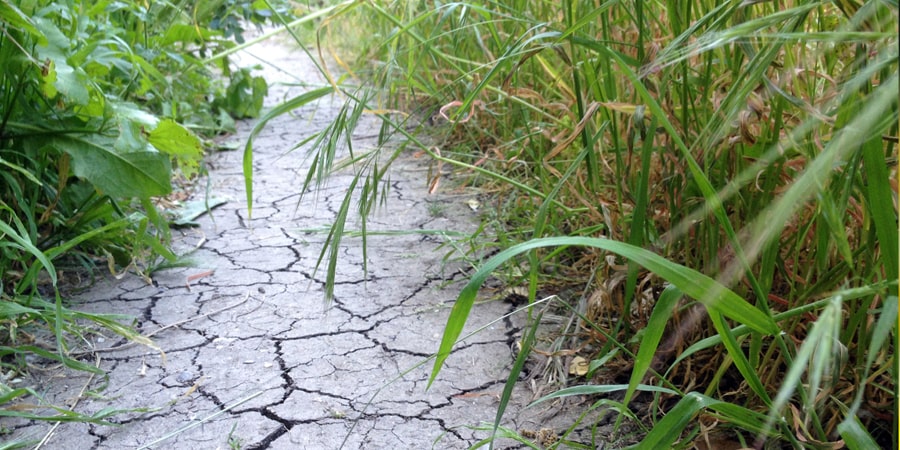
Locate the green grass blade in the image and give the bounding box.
[838,413,881,450]
[372,112,576,212]
[243,86,333,218]
[861,127,899,278]
[529,383,678,407]
[429,237,778,387]
[706,402,769,436]
[0,345,103,375]
[532,136,596,238]
[759,295,845,443]
[623,284,681,408]
[585,42,769,304]
[627,391,718,450]
[467,423,542,450]
[0,300,40,317]
[707,309,772,406]
[489,311,541,449]
[622,115,657,333]
[43,217,131,260]
[0,218,56,287]
[844,294,897,419]
[670,281,896,371]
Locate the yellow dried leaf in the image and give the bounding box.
[599,102,649,116]
[569,356,590,376]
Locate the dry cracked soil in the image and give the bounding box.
[4,37,600,449]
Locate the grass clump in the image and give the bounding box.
[249,0,897,448]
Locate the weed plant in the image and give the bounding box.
[0,0,282,431]
[246,0,898,448]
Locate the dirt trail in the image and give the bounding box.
[4,38,591,449]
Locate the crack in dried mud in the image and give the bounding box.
[4,38,603,450]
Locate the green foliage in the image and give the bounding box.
[215,67,268,120]
[257,0,897,448]
[430,237,779,385]
[201,0,292,44]
[0,0,284,425]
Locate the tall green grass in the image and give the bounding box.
[248,0,897,447]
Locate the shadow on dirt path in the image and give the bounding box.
[5,38,597,449]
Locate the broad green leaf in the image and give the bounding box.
[116,118,148,154]
[148,119,200,157]
[220,68,268,119]
[0,392,127,424]
[0,1,43,40]
[40,58,58,98]
[429,237,778,387]
[171,197,229,227]
[52,136,171,198]
[32,17,89,105]
[148,119,202,178]
[160,23,216,46]
[671,282,897,371]
[467,424,542,449]
[112,101,160,127]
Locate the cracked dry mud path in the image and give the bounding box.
[6,39,586,449]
